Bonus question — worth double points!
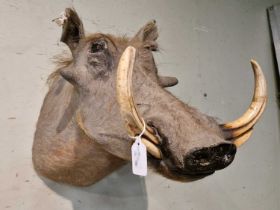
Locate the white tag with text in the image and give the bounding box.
[131,136,147,176]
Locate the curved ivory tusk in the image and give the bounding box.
[221,60,267,130]
[233,129,253,147]
[116,46,161,158]
[224,98,266,139]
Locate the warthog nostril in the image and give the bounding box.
[184,143,237,174]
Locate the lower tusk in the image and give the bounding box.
[142,137,162,159]
[233,129,253,147]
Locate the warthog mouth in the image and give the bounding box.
[116,46,267,177]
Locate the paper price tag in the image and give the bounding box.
[131,136,147,176]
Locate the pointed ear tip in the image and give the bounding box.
[64,8,71,14]
[150,19,157,26]
[64,7,79,17]
[65,7,75,12]
[144,20,157,27]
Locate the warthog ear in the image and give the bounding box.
[133,20,158,50]
[54,8,85,52]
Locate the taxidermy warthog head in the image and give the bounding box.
[32,8,267,186]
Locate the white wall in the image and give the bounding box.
[0,0,279,209]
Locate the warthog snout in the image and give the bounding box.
[184,143,237,175]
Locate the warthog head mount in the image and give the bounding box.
[32,8,267,186]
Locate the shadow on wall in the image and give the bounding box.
[42,164,148,210]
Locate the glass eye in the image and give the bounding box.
[90,40,106,53]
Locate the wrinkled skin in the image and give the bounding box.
[33,8,237,186]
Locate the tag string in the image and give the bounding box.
[130,118,146,140]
